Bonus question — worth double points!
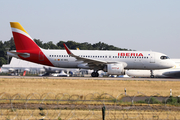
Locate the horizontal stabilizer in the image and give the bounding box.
[7,51,30,58]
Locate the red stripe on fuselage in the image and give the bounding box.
[12,32,54,66]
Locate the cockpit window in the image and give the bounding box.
[160,56,170,60]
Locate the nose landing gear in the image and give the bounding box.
[150,70,154,78]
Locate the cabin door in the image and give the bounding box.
[150,53,155,63]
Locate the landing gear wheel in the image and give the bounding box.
[91,72,99,77]
[150,75,154,78]
[95,72,99,77]
[91,72,96,77]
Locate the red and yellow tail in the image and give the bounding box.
[10,22,40,51]
[10,22,53,66]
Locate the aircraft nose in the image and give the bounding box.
[168,60,175,68]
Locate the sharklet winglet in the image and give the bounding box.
[63,43,72,55]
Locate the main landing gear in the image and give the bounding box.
[150,70,154,78]
[91,71,99,77]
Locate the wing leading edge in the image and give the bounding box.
[63,43,107,65]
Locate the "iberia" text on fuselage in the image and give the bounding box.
[118,53,143,56]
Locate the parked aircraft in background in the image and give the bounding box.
[1,57,45,75]
[127,59,180,78]
[8,22,175,77]
[1,57,81,76]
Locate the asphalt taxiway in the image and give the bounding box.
[0,76,180,81]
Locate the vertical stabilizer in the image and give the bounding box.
[9,22,54,67]
[10,22,40,51]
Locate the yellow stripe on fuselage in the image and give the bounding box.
[10,22,28,35]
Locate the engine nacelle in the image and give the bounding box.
[103,64,125,75]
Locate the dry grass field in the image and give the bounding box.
[0,78,179,97]
[0,78,180,119]
[1,109,179,120]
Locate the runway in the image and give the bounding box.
[0,76,180,81]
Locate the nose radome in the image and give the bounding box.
[169,60,175,68]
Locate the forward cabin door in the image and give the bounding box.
[150,53,155,63]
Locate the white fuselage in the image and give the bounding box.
[41,49,174,70]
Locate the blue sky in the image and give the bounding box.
[1,0,180,58]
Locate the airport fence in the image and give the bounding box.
[0,92,180,120]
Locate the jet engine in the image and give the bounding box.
[103,63,125,75]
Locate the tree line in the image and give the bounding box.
[0,38,132,67]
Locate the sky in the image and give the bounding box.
[1,0,180,58]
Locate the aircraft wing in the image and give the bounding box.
[63,44,123,67]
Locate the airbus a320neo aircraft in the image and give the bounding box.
[8,22,175,77]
